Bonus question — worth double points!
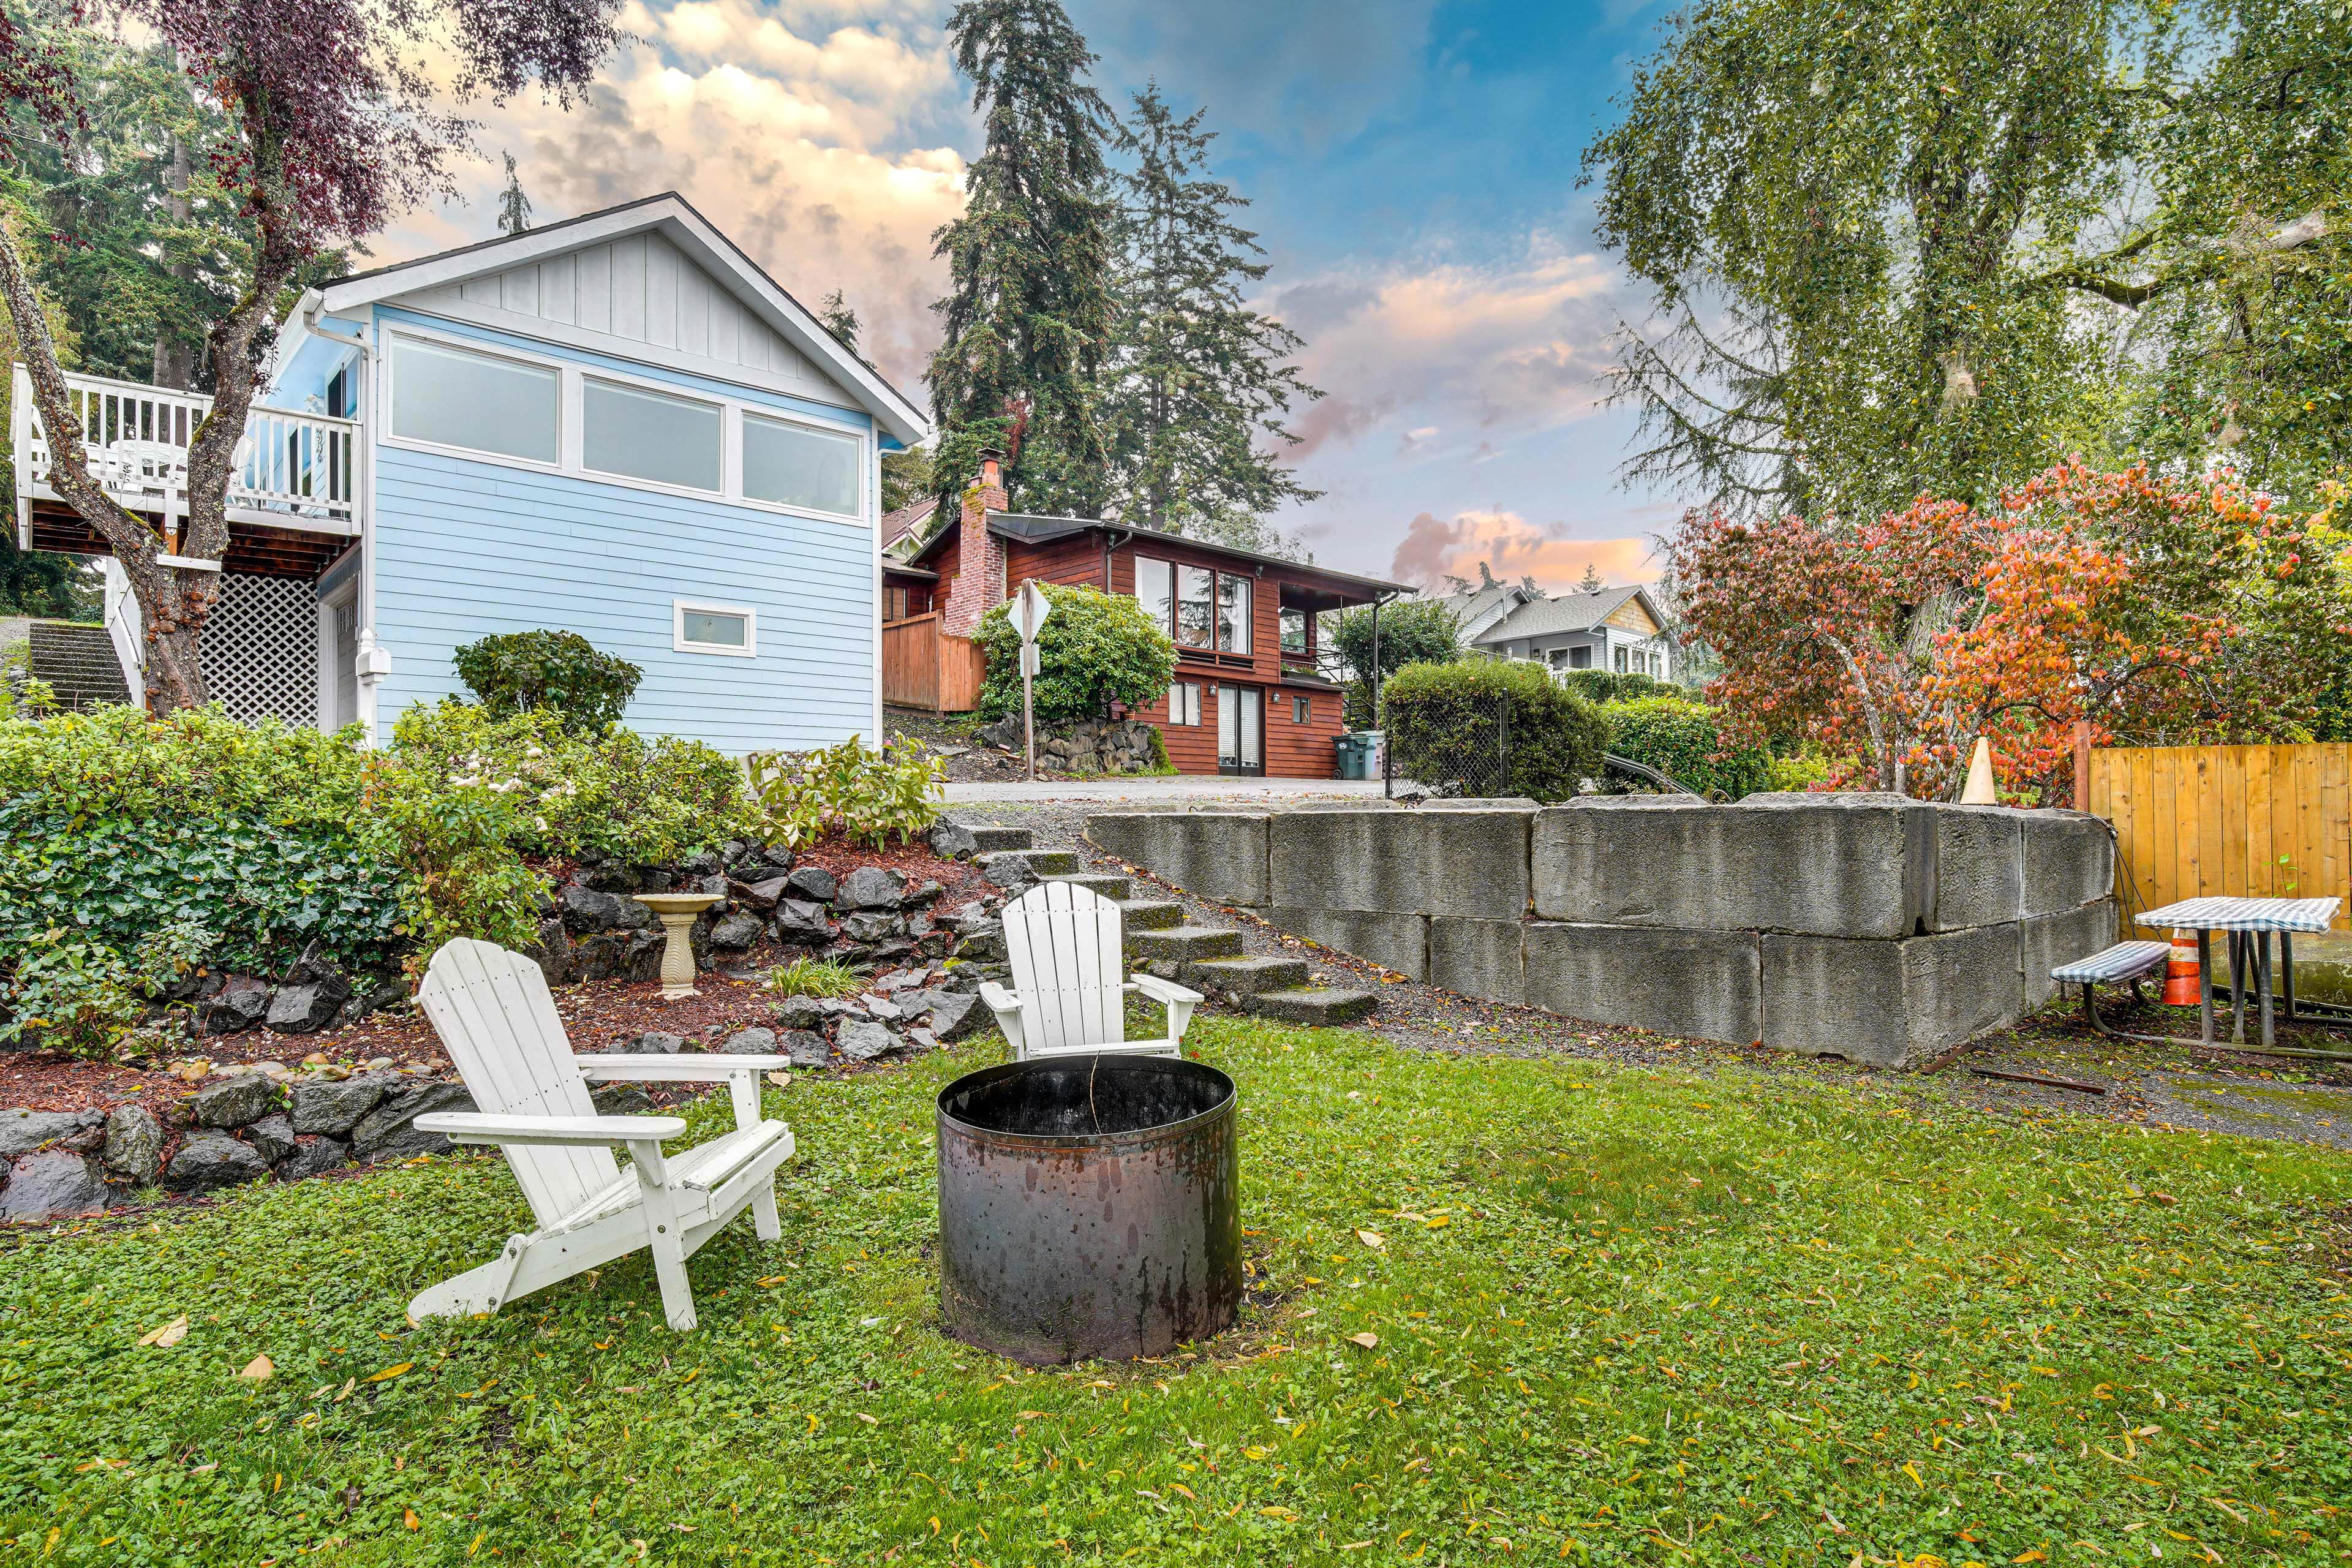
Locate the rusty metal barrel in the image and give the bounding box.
[935,1054,1240,1365]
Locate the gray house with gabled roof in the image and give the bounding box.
[1436,577,1675,680]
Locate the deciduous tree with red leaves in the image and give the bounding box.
[0,0,624,714]
[1671,464,2352,800]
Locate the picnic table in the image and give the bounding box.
[2134,895,2342,1052]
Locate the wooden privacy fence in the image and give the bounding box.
[2082,743,2352,931]
[881,612,986,715]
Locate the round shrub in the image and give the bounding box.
[1382,658,1606,803]
[1599,696,1772,801]
[453,629,642,735]
[975,582,1177,728]
[1558,668,1670,705]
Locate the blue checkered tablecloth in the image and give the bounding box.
[2134,896,2342,933]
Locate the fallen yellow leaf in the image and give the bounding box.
[1348,1332,1379,1349]
[404,1510,421,1531]
[1357,1229,1386,1250]
[239,1355,274,1382]
[139,1315,189,1348]
[365,1362,414,1383]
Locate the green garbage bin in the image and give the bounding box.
[1335,732,1373,780]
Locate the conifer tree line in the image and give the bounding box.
[920,0,1322,554]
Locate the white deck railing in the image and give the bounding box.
[10,363,360,538]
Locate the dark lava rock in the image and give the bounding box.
[163,1133,271,1193]
[352,1082,477,1160]
[833,867,907,911]
[198,981,271,1036]
[562,886,654,935]
[732,875,791,911]
[192,1074,280,1130]
[590,1082,656,1118]
[772,900,832,945]
[630,1031,685,1055]
[289,1076,390,1137]
[927,820,979,860]
[710,911,764,950]
[571,929,664,984]
[784,865,837,903]
[265,975,352,1035]
[277,1136,351,1182]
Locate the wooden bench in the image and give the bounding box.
[2051,940,2171,1041]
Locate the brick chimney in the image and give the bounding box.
[940,448,1008,636]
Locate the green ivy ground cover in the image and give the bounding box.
[3,1020,2346,1566]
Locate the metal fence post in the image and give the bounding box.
[1496,693,1509,798]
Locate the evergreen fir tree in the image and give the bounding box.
[818,288,860,350]
[927,0,1116,516]
[495,152,532,235]
[1103,83,1320,552]
[1578,563,1604,595]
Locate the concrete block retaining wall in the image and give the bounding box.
[1087,793,2115,1067]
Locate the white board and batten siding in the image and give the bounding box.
[413,232,853,407]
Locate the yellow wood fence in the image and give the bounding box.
[2081,744,2352,931]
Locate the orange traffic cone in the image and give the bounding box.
[2162,928,2201,1006]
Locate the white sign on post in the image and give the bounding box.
[1011,581,1052,780]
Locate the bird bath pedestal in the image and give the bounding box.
[631,893,722,1000]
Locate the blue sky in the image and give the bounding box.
[391,0,1681,590]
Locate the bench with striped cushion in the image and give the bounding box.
[2051,941,2171,986]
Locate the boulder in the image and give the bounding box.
[677,850,722,876]
[338,978,412,1028]
[351,1081,477,1160]
[246,1114,299,1165]
[289,1076,390,1137]
[834,867,908,911]
[265,974,352,1035]
[0,1107,104,1159]
[862,995,904,1021]
[574,853,642,894]
[927,820,979,861]
[916,989,985,1041]
[560,886,654,935]
[570,929,665,984]
[102,1105,165,1185]
[709,912,765,951]
[718,1027,779,1055]
[785,866,838,903]
[590,1083,655,1117]
[630,1031,685,1055]
[192,1074,280,1130]
[198,980,271,1036]
[841,911,899,944]
[277,1136,351,1182]
[1,1150,110,1222]
[836,1019,896,1062]
[731,875,791,911]
[523,917,574,989]
[782,1030,831,1069]
[163,1133,271,1193]
[948,916,1005,963]
[772,900,833,946]
[771,995,827,1031]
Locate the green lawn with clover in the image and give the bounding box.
[4,1017,2348,1566]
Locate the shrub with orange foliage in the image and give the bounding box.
[1670,464,2352,801]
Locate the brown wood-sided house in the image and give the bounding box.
[892,454,1409,777]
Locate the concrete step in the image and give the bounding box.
[1115,898,1186,932]
[1243,987,1379,1027]
[26,623,129,710]
[1185,954,1311,995]
[1044,871,1132,900]
[976,848,1080,881]
[965,825,1034,853]
[1128,925,1243,962]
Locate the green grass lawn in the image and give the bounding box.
[5,1019,2349,1566]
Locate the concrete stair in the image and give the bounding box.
[943,816,1380,1031]
[27,623,129,711]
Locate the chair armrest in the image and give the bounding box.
[1128,973,1204,1006]
[413,1111,687,1149]
[978,981,1022,1012]
[581,1054,796,1081]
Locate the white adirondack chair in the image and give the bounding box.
[407,938,799,1332]
[981,881,1205,1060]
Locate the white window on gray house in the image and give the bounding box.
[585,379,722,492]
[1615,646,1629,673]
[1571,646,1592,669]
[390,336,558,464]
[674,600,755,656]
[742,413,861,517]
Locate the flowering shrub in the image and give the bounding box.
[747,736,943,849]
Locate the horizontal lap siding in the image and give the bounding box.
[1267,687,1341,778]
[1006,536,1110,592]
[373,447,875,754]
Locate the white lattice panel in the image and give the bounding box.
[201,573,317,727]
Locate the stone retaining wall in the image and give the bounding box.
[1088,793,2116,1067]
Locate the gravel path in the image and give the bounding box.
[946,799,2352,1147]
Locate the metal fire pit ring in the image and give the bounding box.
[935,1054,1240,1365]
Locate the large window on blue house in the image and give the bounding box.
[585,378,722,492]
[742,413,861,517]
[390,337,557,463]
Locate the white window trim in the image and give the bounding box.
[377,320,874,527]
[580,374,726,497]
[674,599,758,657]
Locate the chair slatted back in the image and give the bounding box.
[418,939,616,1226]
[1001,881,1125,1054]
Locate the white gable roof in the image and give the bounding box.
[311,194,929,446]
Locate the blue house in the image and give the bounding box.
[10,193,930,754]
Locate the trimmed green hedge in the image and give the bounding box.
[1599,696,1772,801]
[1383,659,1606,802]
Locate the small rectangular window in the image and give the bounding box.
[1279,607,1308,655]
[1135,556,1172,637]
[742,413,862,517]
[1218,574,1251,654]
[1176,567,1214,649]
[1292,695,1310,724]
[1166,681,1202,725]
[1571,645,1592,669]
[1614,646,1628,673]
[675,600,755,657]
[585,378,722,492]
[391,336,557,463]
